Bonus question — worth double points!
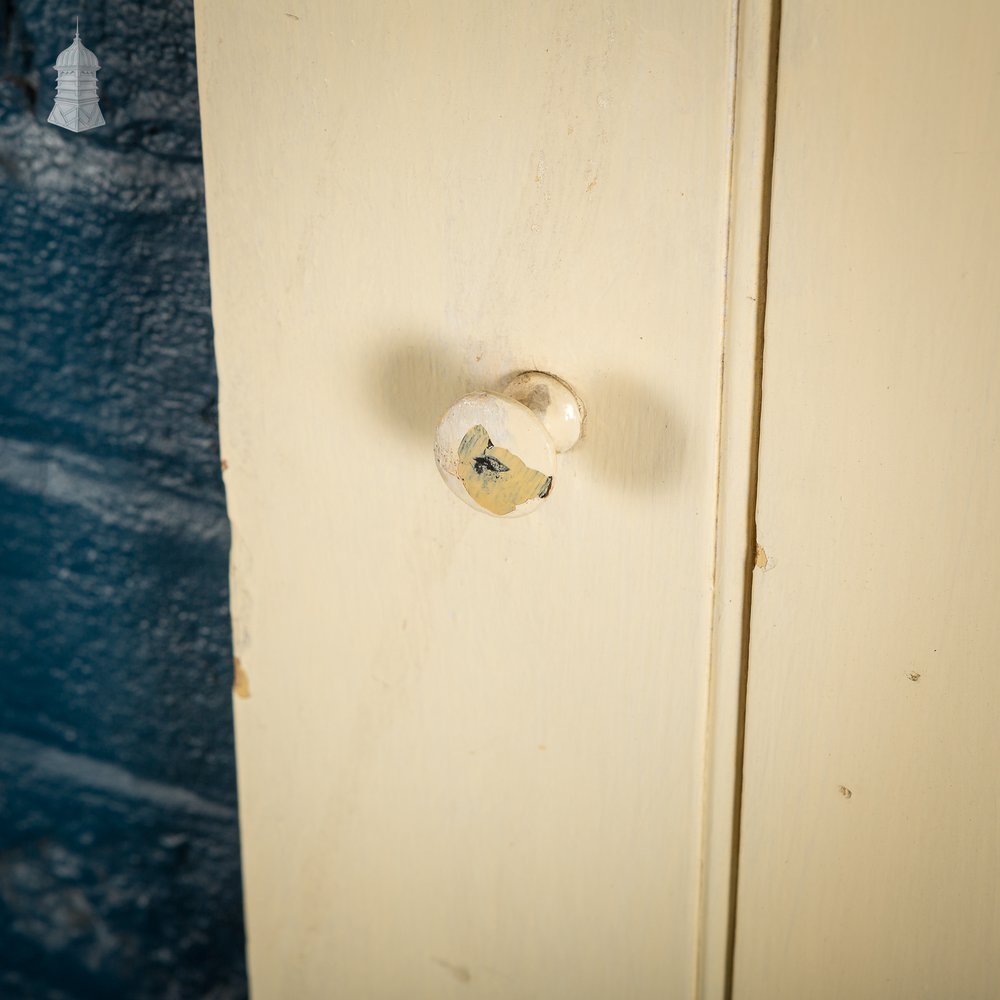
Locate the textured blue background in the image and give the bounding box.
[0,1,246,996]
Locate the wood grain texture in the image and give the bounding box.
[734,3,1000,997]
[194,2,748,997]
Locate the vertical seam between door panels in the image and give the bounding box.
[695,0,744,994]
[694,0,783,996]
[723,0,782,996]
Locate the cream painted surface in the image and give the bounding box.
[194,2,757,998]
[695,0,777,994]
[734,3,1000,998]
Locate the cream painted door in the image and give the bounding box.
[733,2,1000,998]
[196,1,1000,996]
[194,1,772,998]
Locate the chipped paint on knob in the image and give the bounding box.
[435,392,557,518]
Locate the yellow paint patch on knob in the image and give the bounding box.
[456,425,552,516]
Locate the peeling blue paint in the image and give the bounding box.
[0,1,246,996]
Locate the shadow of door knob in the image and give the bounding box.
[434,371,585,518]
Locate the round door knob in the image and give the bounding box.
[434,371,585,518]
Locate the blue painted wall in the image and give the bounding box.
[0,1,246,996]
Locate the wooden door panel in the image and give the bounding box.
[195,2,757,997]
[734,3,1000,997]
